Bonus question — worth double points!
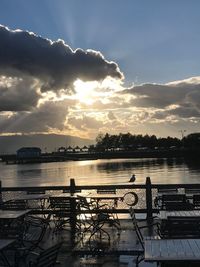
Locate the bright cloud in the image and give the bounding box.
[1,25,200,139]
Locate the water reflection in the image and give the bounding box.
[17,169,42,177]
[0,157,200,187]
[184,158,200,171]
[96,158,166,172]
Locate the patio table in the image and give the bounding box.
[0,210,30,238]
[79,192,124,208]
[82,193,124,200]
[52,192,123,202]
[0,210,30,220]
[145,238,200,263]
[15,194,50,210]
[16,194,50,201]
[159,210,200,220]
[54,192,90,198]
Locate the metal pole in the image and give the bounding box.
[146,177,153,221]
[70,178,76,195]
[69,178,76,244]
[0,181,2,207]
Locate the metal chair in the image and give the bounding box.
[155,190,178,208]
[159,216,200,238]
[96,188,120,227]
[157,188,178,194]
[18,216,48,250]
[13,216,49,265]
[193,194,200,208]
[185,188,200,194]
[129,207,162,266]
[129,208,145,266]
[28,242,62,267]
[160,194,191,210]
[19,218,47,253]
[94,188,120,230]
[76,196,99,238]
[49,196,71,233]
[93,193,121,233]
[129,207,159,235]
[77,196,120,244]
[130,208,200,266]
[164,201,193,210]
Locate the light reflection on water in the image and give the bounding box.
[0,157,200,187]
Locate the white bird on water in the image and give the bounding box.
[129,174,136,182]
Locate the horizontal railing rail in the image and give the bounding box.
[0,184,145,191]
[2,183,200,191]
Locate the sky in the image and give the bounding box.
[0,0,200,140]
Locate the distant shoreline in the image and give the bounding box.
[1,148,200,164]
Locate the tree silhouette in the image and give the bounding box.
[95,133,184,151]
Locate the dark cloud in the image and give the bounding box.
[123,82,200,109]
[168,104,200,118]
[187,90,200,109]
[0,25,123,93]
[0,76,40,111]
[0,100,69,133]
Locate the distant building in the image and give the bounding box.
[81,146,89,152]
[74,146,81,152]
[58,147,66,153]
[66,146,73,153]
[17,147,41,158]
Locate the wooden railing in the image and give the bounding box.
[1,177,200,220]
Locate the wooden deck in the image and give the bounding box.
[4,214,200,266]
[37,216,155,267]
[1,217,148,266]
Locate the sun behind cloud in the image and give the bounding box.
[73,77,123,105]
[73,79,98,104]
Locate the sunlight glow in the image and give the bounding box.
[73,77,123,104]
[74,79,98,104]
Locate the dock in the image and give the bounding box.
[1,178,200,266]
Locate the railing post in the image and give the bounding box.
[146,177,153,221]
[69,178,76,244]
[70,178,76,195]
[0,181,2,206]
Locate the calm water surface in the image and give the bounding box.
[0,158,200,187]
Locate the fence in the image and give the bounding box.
[1,177,200,220]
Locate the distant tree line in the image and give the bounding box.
[183,133,200,149]
[91,132,200,152]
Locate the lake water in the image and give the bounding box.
[1,157,200,187]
